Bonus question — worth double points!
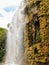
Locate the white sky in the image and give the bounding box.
[0,0,23,29]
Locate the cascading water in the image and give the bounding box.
[4,0,25,65]
[5,21,17,65]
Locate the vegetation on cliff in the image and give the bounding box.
[24,0,49,65]
[0,28,7,62]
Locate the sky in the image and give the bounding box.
[0,0,22,28]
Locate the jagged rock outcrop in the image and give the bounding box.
[24,0,49,65]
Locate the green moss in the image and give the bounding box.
[36,31,42,42]
[7,23,10,28]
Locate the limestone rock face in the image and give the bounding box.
[24,0,49,65]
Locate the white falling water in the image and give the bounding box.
[4,0,25,65]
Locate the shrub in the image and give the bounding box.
[0,28,7,62]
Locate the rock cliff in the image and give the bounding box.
[24,0,49,65]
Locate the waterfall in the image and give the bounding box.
[4,0,25,65]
